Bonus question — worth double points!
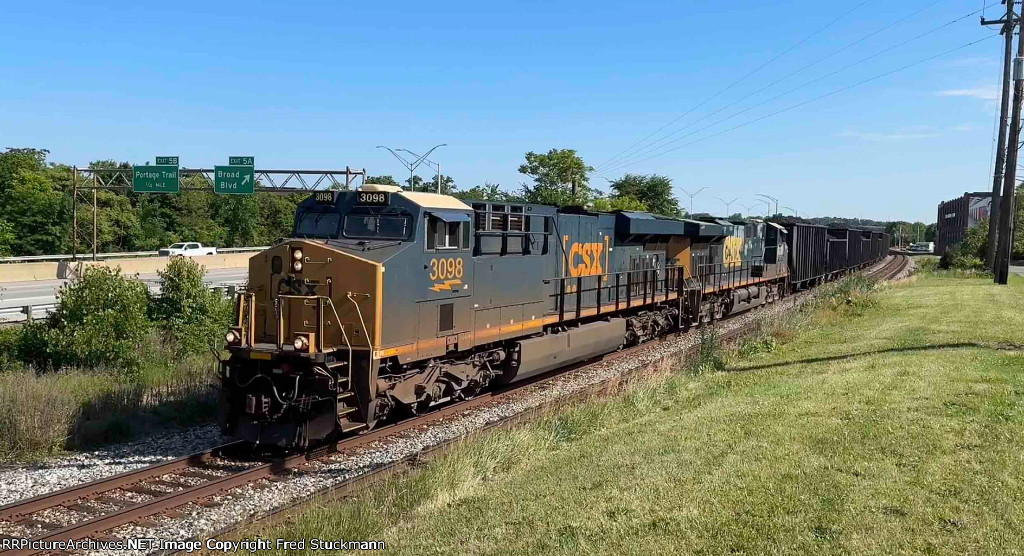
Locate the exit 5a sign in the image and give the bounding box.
[214,165,255,194]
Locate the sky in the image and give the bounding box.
[0,0,1010,223]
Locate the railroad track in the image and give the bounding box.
[0,256,908,555]
[866,252,910,281]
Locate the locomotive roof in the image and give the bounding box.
[396,191,472,211]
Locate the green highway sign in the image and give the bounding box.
[155,156,179,165]
[214,165,255,194]
[229,156,254,166]
[133,165,179,193]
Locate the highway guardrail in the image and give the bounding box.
[0,247,267,264]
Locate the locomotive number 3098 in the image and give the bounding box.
[356,191,390,205]
[429,257,464,281]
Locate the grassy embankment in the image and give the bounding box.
[246,269,1024,555]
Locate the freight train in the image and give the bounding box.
[218,184,890,449]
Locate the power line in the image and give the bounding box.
[602,5,1001,173]
[595,0,949,173]
[605,34,999,169]
[593,0,873,172]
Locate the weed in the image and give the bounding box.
[690,324,726,376]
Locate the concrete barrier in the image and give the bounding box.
[0,262,61,282]
[0,253,254,283]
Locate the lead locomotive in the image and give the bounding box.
[218,184,887,449]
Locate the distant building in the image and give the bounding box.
[935,192,992,255]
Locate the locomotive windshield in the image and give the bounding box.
[295,211,342,238]
[343,214,410,240]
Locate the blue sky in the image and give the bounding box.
[0,0,1007,222]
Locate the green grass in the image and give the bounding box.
[246,272,1024,555]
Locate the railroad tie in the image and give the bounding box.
[122,485,167,497]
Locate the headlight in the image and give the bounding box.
[292,249,303,260]
[292,260,303,272]
[225,330,239,344]
[293,336,308,351]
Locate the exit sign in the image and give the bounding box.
[133,165,179,193]
[214,165,255,195]
[229,156,254,166]
[155,156,179,165]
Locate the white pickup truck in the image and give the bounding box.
[158,242,218,257]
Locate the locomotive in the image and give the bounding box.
[218,184,889,449]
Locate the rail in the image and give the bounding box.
[0,246,267,264]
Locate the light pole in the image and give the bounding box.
[783,206,799,218]
[715,196,739,216]
[740,203,763,217]
[756,193,778,216]
[679,187,707,215]
[399,149,444,193]
[376,144,447,191]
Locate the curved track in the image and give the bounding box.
[0,254,908,555]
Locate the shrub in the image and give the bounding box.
[24,266,151,376]
[939,219,989,271]
[152,256,233,357]
[0,326,21,371]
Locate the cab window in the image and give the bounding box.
[426,215,463,250]
[342,214,409,240]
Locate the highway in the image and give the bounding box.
[0,268,247,322]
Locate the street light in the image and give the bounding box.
[739,203,763,217]
[756,193,779,216]
[376,144,447,191]
[783,206,799,217]
[679,187,707,215]
[715,196,740,216]
[398,149,445,194]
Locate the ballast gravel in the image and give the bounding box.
[0,256,899,555]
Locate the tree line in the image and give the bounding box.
[0,147,687,257]
[8,145,1003,259]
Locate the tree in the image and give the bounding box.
[0,149,71,255]
[607,174,682,217]
[518,149,594,206]
[590,195,647,212]
[0,219,13,257]
[366,175,400,186]
[424,174,456,195]
[452,182,524,203]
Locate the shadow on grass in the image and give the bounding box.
[726,342,1015,374]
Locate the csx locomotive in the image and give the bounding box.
[219,184,889,449]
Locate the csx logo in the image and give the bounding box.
[567,242,605,277]
[723,237,744,267]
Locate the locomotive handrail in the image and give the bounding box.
[545,264,697,322]
[544,254,772,324]
[273,293,356,387]
[323,297,354,388]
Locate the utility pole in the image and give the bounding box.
[680,187,707,215]
[995,15,1024,285]
[983,1,1017,269]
